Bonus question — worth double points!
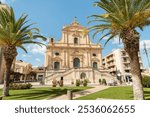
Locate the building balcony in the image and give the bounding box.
[106,57,114,62]
[124,66,131,70]
[122,60,130,63]
[121,55,129,58]
[109,68,116,72]
[107,63,115,67]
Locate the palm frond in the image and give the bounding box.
[89,0,150,47]
[0,7,47,52]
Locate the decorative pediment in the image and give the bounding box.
[72,32,82,38]
[52,57,62,61]
[62,20,87,32]
[91,58,100,62]
[71,51,83,56]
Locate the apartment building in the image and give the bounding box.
[102,49,144,82]
[14,60,33,81]
[33,67,45,82]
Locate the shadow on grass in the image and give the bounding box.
[2,88,85,100]
[144,91,150,100]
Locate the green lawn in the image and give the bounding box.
[76,87,150,100]
[0,86,90,100]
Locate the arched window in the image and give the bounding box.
[74,37,78,44]
[93,53,96,57]
[55,52,60,56]
[93,62,98,69]
[54,62,60,70]
[73,58,80,68]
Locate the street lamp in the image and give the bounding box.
[117,73,122,84]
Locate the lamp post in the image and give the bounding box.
[117,73,122,84]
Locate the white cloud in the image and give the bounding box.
[1,0,15,4]
[35,58,41,62]
[103,36,122,44]
[20,54,31,58]
[25,38,48,55]
[112,36,122,44]
[140,40,150,50]
[103,36,109,40]
[27,44,46,55]
[1,0,6,3]
[22,54,27,57]
[32,65,38,68]
[103,36,123,48]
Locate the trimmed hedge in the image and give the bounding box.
[99,79,102,85]
[142,75,150,88]
[102,79,107,85]
[76,80,81,87]
[9,83,32,90]
[52,79,57,87]
[83,79,88,87]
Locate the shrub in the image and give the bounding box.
[71,80,74,85]
[102,79,107,85]
[52,79,57,87]
[9,83,32,90]
[59,80,63,87]
[86,78,90,83]
[76,79,80,87]
[83,79,88,87]
[99,79,102,85]
[142,75,150,88]
[0,96,3,100]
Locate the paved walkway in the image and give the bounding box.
[0,84,3,89]
[50,86,110,100]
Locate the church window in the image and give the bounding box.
[73,58,80,68]
[54,62,60,70]
[55,52,60,56]
[74,37,78,44]
[93,62,98,69]
[93,53,96,57]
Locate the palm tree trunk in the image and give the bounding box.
[128,50,144,100]
[3,46,17,97]
[3,60,13,96]
[0,48,3,83]
[122,29,144,100]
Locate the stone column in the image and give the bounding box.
[87,51,89,67]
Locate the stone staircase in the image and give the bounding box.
[45,67,117,85]
[45,68,75,83]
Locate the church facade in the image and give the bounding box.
[44,20,114,84]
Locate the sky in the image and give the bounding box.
[2,0,150,68]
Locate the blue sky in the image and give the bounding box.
[2,0,150,68]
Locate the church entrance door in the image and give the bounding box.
[73,58,80,68]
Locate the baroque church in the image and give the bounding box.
[44,20,114,84]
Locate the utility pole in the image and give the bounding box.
[143,42,150,68]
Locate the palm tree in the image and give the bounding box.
[89,0,150,100]
[0,47,3,82]
[0,7,47,96]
